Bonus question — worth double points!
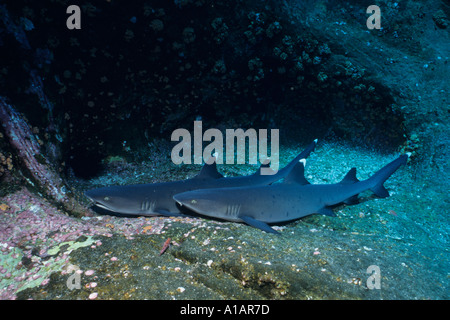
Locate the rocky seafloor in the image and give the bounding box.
[0,0,448,300]
[1,142,448,300]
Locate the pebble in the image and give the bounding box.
[88,292,98,300]
[85,270,95,276]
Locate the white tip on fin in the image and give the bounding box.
[314,138,318,144]
[405,152,412,158]
[299,158,306,166]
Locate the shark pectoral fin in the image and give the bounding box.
[155,209,186,217]
[317,207,336,217]
[343,195,359,205]
[239,215,279,234]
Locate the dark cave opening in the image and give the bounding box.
[0,0,406,180]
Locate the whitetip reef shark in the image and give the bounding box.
[84,139,317,216]
[173,154,409,234]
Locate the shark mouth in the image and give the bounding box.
[92,201,114,212]
[85,193,114,211]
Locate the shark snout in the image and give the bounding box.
[84,190,96,203]
[84,190,108,210]
[173,192,195,208]
[173,190,214,214]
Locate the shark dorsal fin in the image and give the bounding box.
[340,168,359,184]
[339,168,360,205]
[283,159,310,185]
[195,154,223,180]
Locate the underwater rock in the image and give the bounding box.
[433,9,448,29]
[0,98,84,216]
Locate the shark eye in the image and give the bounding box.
[103,196,111,201]
[190,199,197,204]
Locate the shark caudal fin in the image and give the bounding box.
[368,154,409,198]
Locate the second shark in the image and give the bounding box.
[174,154,409,233]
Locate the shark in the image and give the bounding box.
[173,154,409,234]
[84,139,318,216]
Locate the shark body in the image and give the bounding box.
[84,140,317,216]
[173,154,409,234]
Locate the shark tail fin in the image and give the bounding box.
[368,154,408,198]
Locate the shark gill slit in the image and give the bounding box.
[141,200,155,212]
[226,204,241,217]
